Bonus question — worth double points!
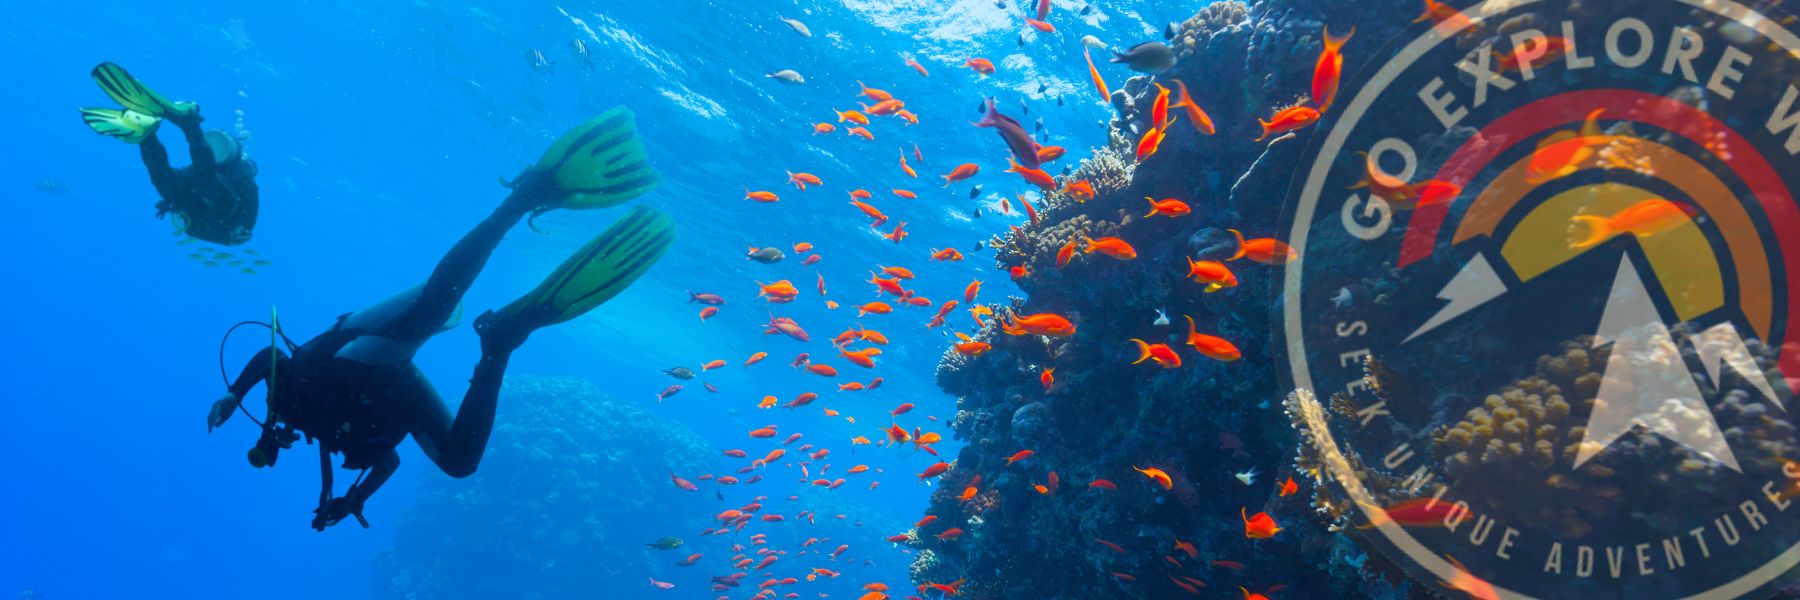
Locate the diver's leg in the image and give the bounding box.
[399,361,500,478]
[166,111,215,175]
[372,192,538,344]
[138,130,178,213]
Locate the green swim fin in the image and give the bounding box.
[90,62,194,118]
[492,205,676,331]
[79,107,162,144]
[530,107,661,209]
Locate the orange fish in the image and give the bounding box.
[847,126,874,141]
[1242,508,1281,539]
[1442,554,1500,600]
[1081,236,1137,260]
[1241,587,1271,600]
[1174,540,1198,558]
[1001,312,1076,337]
[758,280,800,302]
[1088,479,1117,491]
[952,332,991,356]
[1150,83,1173,130]
[699,306,718,321]
[906,57,930,77]
[891,402,914,416]
[1569,198,1696,249]
[940,163,980,187]
[1135,465,1173,489]
[837,381,863,391]
[745,188,780,203]
[917,462,950,480]
[861,99,905,116]
[892,188,917,199]
[1135,117,1173,162]
[856,80,893,102]
[936,527,964,540]
[858,302,893,317]
[1143,197,1191,218]
[930,247,965,262]
[1008,264,1030,281]
[1005,450,1035,465]
[1024,17,1054,32]
[1130,339,1182,369]
[849,199,889,227]
[1035,145,1066,163]
[835,109,871,125]
[841,349,877,369]
[1005,157,1058,191]
[965,58,995,75]
[1112,572,1136,581]
[958,485,978,501]
[787,171,823,190]
[1279,477,1299,497]
[1064,180,1096,202]
[1184,316,1243,361]
[812,122,836,135]
[1311,26,1354,112]
[793,242,814,253]
[745,352,768,366]
[807,363,839,377]
[1185,258,1238,292]
[1171,80,1216,135]
[1527,108,1606,184]
[882,222,908,243]
[1040,367,1056,392]
[899,150,918,178]
[1255,105,1320,142]
[1495,36,1568,73]
[963,279,981,303]
[848,465,869,474]
[702,359,727,371]
[749,427,779,438]
[1227,229,1297,264]
[1084,48,1110,98]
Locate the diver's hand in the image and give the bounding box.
[207,393,240,432]
[311,496,368,531]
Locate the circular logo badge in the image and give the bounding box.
[1280,0,1800,597]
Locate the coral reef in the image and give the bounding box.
[368,375,714,600]
[908,0,1426,598]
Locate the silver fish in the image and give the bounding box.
[1331,287,1354,309]
[526,49,555,74]
[570,39,593,72]
[1080,35,1107,50]
[1165,22,1181,40]
[1152,309,1170,326]
[766,69,806,85]
[777,16,812,37]
[969,184,984,199]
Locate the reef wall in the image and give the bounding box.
[904,0,1423,597]
[369,375,714,600]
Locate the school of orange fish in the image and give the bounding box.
[638,2,1552,598]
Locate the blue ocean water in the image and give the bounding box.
[2,1,1184,598]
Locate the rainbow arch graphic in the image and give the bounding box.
[1395,89,1800,390]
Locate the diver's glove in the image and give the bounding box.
[207,393,240,432]
[311,496,368,531]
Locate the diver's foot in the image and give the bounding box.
[481,206,677,351]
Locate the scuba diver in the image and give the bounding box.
[81,63,259,246]
[205,107,673,531]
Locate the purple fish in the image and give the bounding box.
[972,98,1042,169]
[655,384,683,402]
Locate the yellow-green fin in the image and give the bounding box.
[80,107,161,144]
[531,107,661,209]
[498,206,676,327]
[90,63,191,117]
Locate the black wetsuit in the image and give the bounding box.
[141,113,258,246]
[222,189,544,530]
